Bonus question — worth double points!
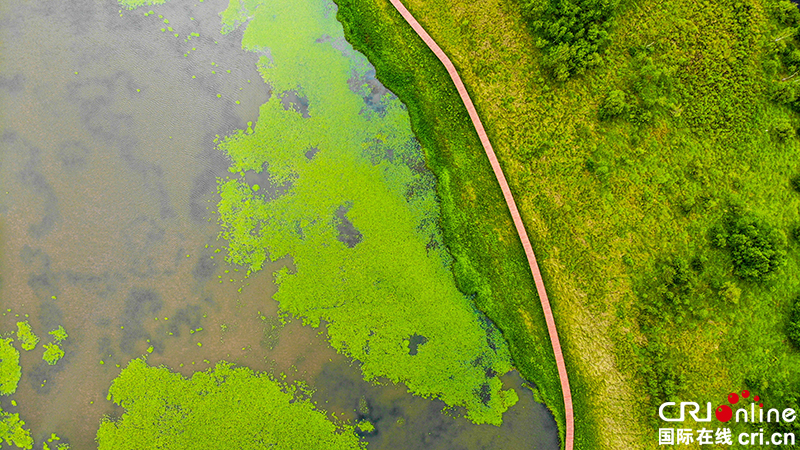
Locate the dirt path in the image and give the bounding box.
[386,1,575,448]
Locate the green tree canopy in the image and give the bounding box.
[713,214,787,280]
[521,0,617,80]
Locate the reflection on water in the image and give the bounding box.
[0,0,558,448]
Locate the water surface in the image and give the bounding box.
[0,0,559,448]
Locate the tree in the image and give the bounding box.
[522,0,617,80]
[713,215,787,280]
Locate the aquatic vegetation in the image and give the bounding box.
[48,326,68,343]
[213,0,517,424]
[0,339,20,396]
[356,420,375,433]
[15,322,38,352]
[42,443,70,450]
[42,344,64,366]
[0,411,33,450]
[96,358,365,449]
[41,433,69,450]
[0,339,30,448]
[118,0,168,9]
[0,336,33,448]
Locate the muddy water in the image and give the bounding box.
[0,0,558,449]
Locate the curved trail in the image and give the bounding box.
[386,1,575,448]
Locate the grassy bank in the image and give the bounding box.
[334,0,573,446]
[337,0,800,448]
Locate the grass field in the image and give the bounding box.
[336,0,800,448]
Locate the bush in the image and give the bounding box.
[791,174,800,192]
[772,82,798,104]
[628,106,653,126]
[598,89,629,120]
[775,121,795,141]
[789,297,800,348]
[633,55,674,108]
[713,215,787,280]
[719,281,742,305]
[774,0,800,25]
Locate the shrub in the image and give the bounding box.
[789,296,800,348]
[628,106,653,126]
[775,121,795,141]
[774,0,800,26]
[790,174,800,192]
[772,82,798,104]
[714,215,787,280]
[719,281,742,305]
[598,89,629,120]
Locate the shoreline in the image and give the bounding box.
[333,0,575,446]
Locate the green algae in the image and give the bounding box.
[356,420,375,433]
[0,338,20,396]
[214,0,517,425]
[0,411,33,450]
[96,358,365,449]
[117,0,169,10]
[48,326,67,343]
[42,344,64,366]
[0,327,66,446]
[0,338,31,448]
[42,443,69,450]
[15,322,37,352]
[42,326,68,365]
[219,0,264,34]
[42,433,69,450]
[113,0,517,426]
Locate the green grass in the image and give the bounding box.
[336,0,800,447]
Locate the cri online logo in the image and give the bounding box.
[715,390,761,422]
[659,390,797,424]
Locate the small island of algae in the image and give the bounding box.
[15,322,38,352]
[0,338,21,396]
[0,338,32,449]
[42,326,68,366]
[96,358,365,450]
